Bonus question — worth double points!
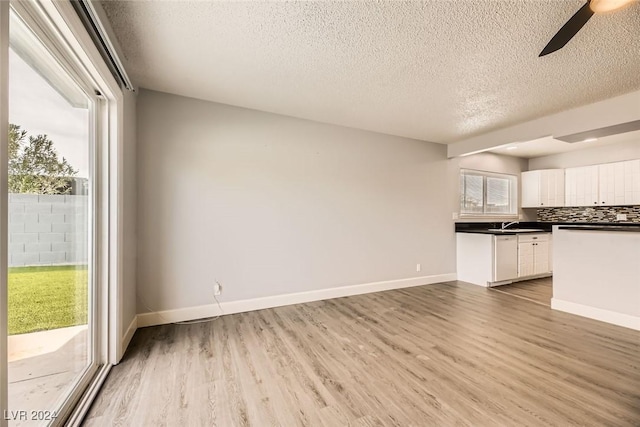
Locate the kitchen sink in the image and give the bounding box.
[487,228,546,233]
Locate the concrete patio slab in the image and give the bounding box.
[7,326,88,426]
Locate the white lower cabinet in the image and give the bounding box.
[457,232,552,287]
[518,234,552,278]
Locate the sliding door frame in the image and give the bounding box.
[0,2,10,426]
[0,0,125,425]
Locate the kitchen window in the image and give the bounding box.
[460,169,517,216]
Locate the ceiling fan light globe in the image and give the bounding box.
[589,0,635,13]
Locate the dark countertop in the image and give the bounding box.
[546,222,640,227]
[455,221,640,235]
[455,229,550,235]
[455,222,553,234]
[557,225,640,233]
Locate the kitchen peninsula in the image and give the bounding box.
[552,225,640,330]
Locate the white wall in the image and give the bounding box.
[529,139,640,170]
[136,89,457,314]
[122,89,137,338]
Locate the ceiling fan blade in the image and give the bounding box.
[539,1,595,57]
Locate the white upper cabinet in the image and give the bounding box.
[565,159,640,207]
[521,169,565,208]
[521,170,540,208]
[623,159,640,205]
[598,162,620,206]
[565,165,599,207]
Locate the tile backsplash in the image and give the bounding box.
[537,206,640,223]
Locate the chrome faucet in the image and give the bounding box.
[501,221,519,230]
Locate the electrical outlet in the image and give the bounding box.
[213,282,222,296]
[617,213,627,221]
[416,263,421,272]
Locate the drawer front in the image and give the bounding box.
[518,233,550,243]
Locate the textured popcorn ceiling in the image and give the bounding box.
[100,0,640,144]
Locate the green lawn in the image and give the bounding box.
[8,265,88,335]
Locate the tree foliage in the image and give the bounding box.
[9,123,78,195]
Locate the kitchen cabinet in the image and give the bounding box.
[565,165,599,207]
[518,234,551,278]
[623,159,640,205]
[522,169,565,208]
[601,159,640,206]
[565,159,640,207]
[457,232,550,287]
[599,162,622,206]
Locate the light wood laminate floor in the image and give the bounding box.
[490,277,552,306]
[84,281,640,426]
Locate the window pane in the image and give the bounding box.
[486,176,511,214]
[461,173,484,214]
[8,10,93,425]
[460,169,517,216]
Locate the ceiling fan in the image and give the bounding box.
[539,0,637,56]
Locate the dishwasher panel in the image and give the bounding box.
[493,235,518,283]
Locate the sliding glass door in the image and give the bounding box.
[5,7,98,426]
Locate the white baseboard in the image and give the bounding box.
[551,298,640,331]
[120,316,138,359]
[137,273,457,328]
